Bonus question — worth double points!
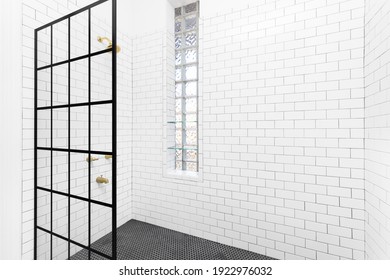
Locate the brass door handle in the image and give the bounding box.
[105,155,112,160]
[96,176,109,184]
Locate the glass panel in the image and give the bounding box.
[175,7,182,17]
[185,97,197,113]
[185,82,197,97]
[37,189,51,231]
[176,113,182,122]
[175,35,182,49]
[175,83,182,98]
[91,0,112,53]
[175,99,182,114]
[36,229,51,260]
[175,68,182,81]
[37,110,51,148]
[52,193,68,237]
[185,65,197,80]
[175,18,182,33]
[185,32,197,47]
[186,130,197,146]
[37,150,51,190]
[70,106,88,151]
[53,151,68,193]
[52,236,68,260]
[176,150,182,161]
[175,51,182,65]
[70,11,88,58]
[187,162,198,172]
[185,121,197,130]
[70,198,88,246]
[53,20,68,63]
[91,52,112,102]
[37,27,51,68]
[53,64,68,106]
[69,244,87,260]
[70,59,88,104]
[176,129,182,146]
[91,204,112,258]
[185,15,197,30]
[186,114,197,122]
[185,149,197,161]
[70,152,88,199]
[185,2,197,14]
[91,104,112,152]
[91,153,112,204]
[176,161,183,170]
[185,49,197,64]
[53,108,68,149]
[37,68,51,108]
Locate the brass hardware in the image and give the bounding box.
[86,156,99,162]
[97,36,121,53]
[105,155,113,160]
[96,176,109,184]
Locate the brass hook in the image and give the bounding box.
[97,36,121,53]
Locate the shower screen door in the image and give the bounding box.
[34,0,117,260]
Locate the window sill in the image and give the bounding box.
[164,169,201,182]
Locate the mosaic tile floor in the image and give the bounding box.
[71,219,275,260]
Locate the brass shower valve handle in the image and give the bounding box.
[86,156,99,162]
[96,176,109,184]
[97,36,121,53]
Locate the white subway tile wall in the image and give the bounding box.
[132,0,366,260]
[22,0,390,261]
[22,0,132,259]
[365,0,390,260]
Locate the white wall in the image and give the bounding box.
[132,0,366,260]
[0,0,23,260]
[365,0,390,260]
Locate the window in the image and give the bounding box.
[172,2,199,172]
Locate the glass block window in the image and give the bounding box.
[173,2,199,172]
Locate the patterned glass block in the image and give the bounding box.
[185,65,197,80]
[175,83,183,98]
[176,121,183,130]
[185,82,197,97]
[185,98,197,113]
[176,161,183,170]
[175,35,182,49]
[185,49,197,64]
[187,162,198,172]
[185,15,197,30]
[186,130,197,146]
[185,150,197,161]
[175,7,182,17]
[176,150,182,161]
[175,19,182,33]
[185,121,197,130]
[175,51,182,66]
[186,114,197,122]
[176,68,182,81]
[176,113,182,122]
[176,129,182,146]
[176,99,182,114]
[185,32,197,47]
[185,2,197,14]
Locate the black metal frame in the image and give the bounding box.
[34,0,117,260]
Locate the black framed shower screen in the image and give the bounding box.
[34,0,117,260]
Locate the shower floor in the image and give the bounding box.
[70,219,274,260]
